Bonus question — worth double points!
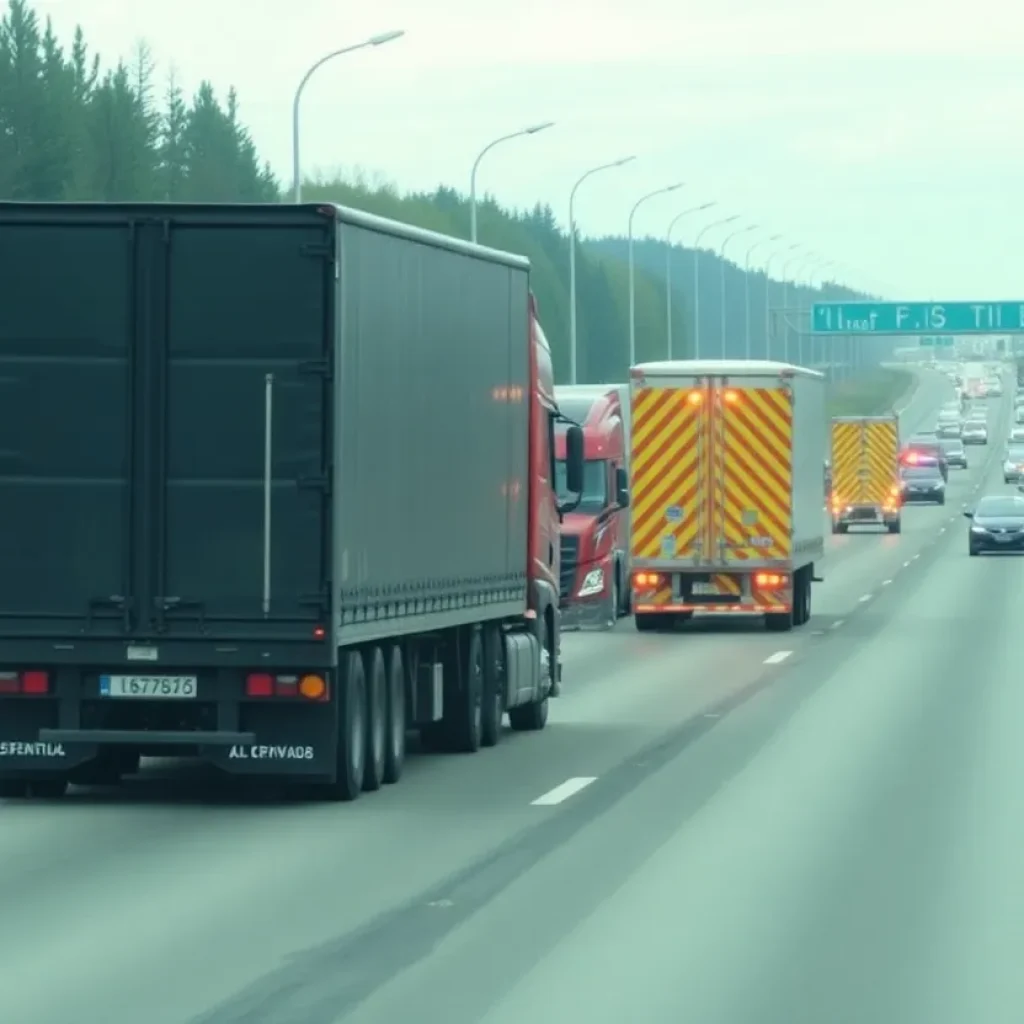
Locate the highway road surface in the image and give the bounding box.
[2,370,1018,1024]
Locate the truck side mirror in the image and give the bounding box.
[563,424,585,495]
[615,466,630,508]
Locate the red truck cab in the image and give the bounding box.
[554,385,631,628]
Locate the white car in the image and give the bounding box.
[1005,446,1024,482]
[1009,427,1024,444]
[963,421,989,444]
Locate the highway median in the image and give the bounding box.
[827,368,916,418]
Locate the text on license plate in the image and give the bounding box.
[99,675,198,699]
[691,582,719,595]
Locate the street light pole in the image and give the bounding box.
[779,249,807,363]
[568,155,636,383]
[691,214,739,358]
[665,201,715,358]
[470,122,555,243]
[627,182,684,366]
[743,233,781,358]
[718,224,757,357]
[292,30,405,203]
[764,242,799,359]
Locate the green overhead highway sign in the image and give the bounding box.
[919,335,955,347]
[811,301,1024,334]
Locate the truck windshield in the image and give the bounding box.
[555,459,608,511]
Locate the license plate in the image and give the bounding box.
[691,582,718,595]
[99,675,198,699]
[995,534,1015,543]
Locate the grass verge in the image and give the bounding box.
[827,368,915,418]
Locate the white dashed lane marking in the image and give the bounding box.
[763,650,792,665]
[531,776,597,806]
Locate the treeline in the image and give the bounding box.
[1,0,880,384]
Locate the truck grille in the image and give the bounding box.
[559,535,579,600]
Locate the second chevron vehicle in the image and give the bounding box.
[829,413,902,534]
[628,360,826,633]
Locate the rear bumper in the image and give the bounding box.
[902,489,945,502]
[833,504,899,525]
[0,665,340,780]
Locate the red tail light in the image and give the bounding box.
[245,672,328,701]
[0,670,50,695]
[754,573,789,589]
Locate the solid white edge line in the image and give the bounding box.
[531,776,598,806]
[763,650,792,665]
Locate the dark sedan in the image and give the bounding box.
[966,495,1024,555]
[900,461,946,504]
[939,437,968,469]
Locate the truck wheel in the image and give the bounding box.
[450,627,484,753]
[29,778,68,799]
[362,647,387,792]
[383,645,406,784]
[319,650,366,801]
[480,625,504,748]
[508,695,548,731]
[765,605,793,631]
[0,780,27,798]
[888,520,901,534]
[635,612,672,632]
[834,523,849,535]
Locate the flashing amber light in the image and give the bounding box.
[754,572,789,589]
[686,391,703,406]
[722,389,740,404]
[634,571,663,589]
[299,674,328,701]
[902,450,920,464]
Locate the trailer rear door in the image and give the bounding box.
[0,205,333,640]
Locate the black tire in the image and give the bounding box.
[449,627,483,753]
[888,520,901,534]
[480,625,504,748]
[362,647,387,792]
[29,778,68,799]
[937,496,946,505]
[635,612,673,632]
[317,650,366,801]
[969,546,979,557]
[765,605,793,631]
[0,780,28,798]
[382,645,406,784]
[836,523,849,535]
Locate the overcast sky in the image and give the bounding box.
[33,0,1024,299]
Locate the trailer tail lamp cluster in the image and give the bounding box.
[754,573,789,590]
[245,673,328,701]
[633,571,663,590]
[0,670,50,695]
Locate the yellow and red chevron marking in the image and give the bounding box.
[710,573,741,595]
[719,388,793,561]
[630,387,700,560]
[631,570,673,609]
[831,419,898,507]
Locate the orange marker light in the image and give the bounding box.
[299,674,327,701]
[687,391,703,405]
